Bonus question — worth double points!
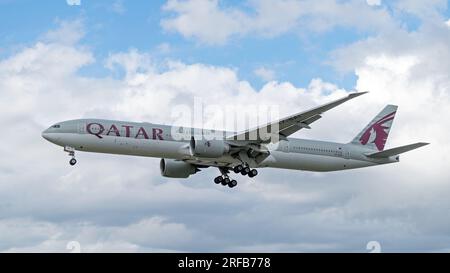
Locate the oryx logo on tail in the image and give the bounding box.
[351,104,398,151]
[359,112,396,151]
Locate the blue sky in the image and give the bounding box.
[1,0,450,252]
[2,0,448,90]
[2,0,433,89]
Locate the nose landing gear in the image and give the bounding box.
[69,158,77,166]
[64,146,77,166]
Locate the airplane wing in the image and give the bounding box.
[226,91,368,144]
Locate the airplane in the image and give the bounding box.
[42,92,428,188]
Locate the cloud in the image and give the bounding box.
[1,15,450,253]
[161,0,396,44]
[366,0,382,6]
[105,48,154,79]
[66,0,81,6]
[161,0,247,45]
[253,67,276,82]
[1,217,194,252]
[394,0,448,20]
[41,19,85,45]
[156,43,172,54]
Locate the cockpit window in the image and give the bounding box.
[52,125,61,128]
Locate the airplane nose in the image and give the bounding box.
[42,128,62,144]
[42,130,51,141]
[42,128,56,142]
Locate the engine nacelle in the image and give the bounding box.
[160,159,198,178]
[189,137,230,158]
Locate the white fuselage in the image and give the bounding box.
[42,119,398,172]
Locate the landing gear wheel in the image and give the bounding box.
[221,177,230,186]
[69,158,77,166]
[248,169,258,178]
[65,146,77,166]
[214,176,223,184]
[233,165,243,173]
[241,166,250,175]
[228,180,238,188]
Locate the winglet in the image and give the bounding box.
[348,91,369,98]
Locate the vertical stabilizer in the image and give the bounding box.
[350,105,397,151]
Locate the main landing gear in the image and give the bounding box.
[214,164,259,189]
[214,167,238,188]
[64,146,77,166]
[233,163,258,178]
[214,175,238,188]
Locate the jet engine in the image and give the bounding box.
[189,137,230,158]
[160,159,199,178]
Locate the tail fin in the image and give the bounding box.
[350,105,398,151]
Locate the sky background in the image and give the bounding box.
[0,0,449,252]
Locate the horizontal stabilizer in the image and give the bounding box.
[365,142,429,158]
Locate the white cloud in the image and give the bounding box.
[446,19,450,27]
[0,217,194,252]
[254,67,276,82]
[156,42,172,54]
[160,0,450,45]
[66,0,81,6]
[105,48,154,80]
[42,19,85,45]
[161,0,396,44]
[161,0,247,44]
[366,0,381,6]
[394,0,448,20]
[1,18,450,252]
